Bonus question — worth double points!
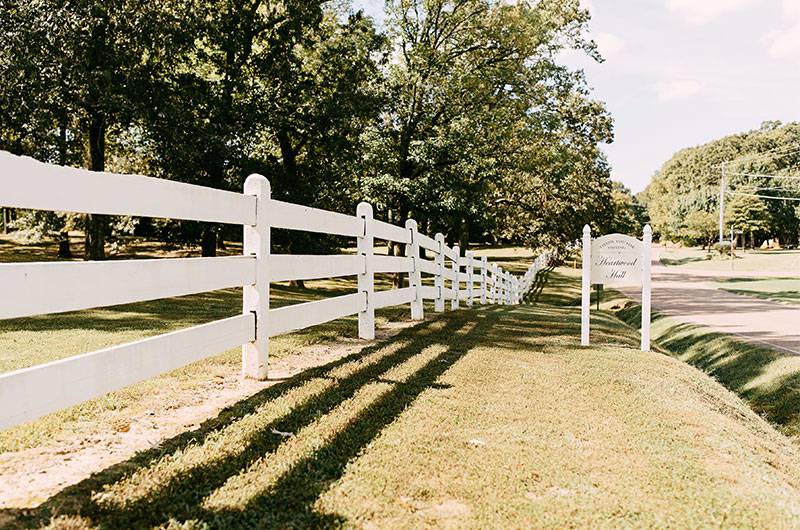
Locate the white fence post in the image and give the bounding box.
[406,219,424,320]
[481,256,488,304]
[452,244,460,309]
[641,224,652,352]
[243,174,270,380]
[581,224,591,346]
[499,269,505,305]
[512,277,518,304]
[357,202,375,339]
[492,264,498,304]
[466,251,474,307]
[435,233,446,312]
[496,267,502,304]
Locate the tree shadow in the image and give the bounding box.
[617,302,800,436]
[5,306,524,529]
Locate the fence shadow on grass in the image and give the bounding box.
[3,271,643,529]
[4,307,502,528]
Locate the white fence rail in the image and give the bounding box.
[0,151,549,430]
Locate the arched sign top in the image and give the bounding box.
[591,233,642,252]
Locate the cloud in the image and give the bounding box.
[654,80,704,101]
[666,0,761,24]
[595,32,625,58]
[763,0,800,58]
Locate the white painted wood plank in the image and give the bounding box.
[373,255,413,274]
[268,199,363,238]
[581,225,591,346]
[0,314,255,430]
[458,272,469,282]
[357,202,376,340]
[443,269,457,281]
[406,220,424,320]
[418,259,437,275]
[458,257,470,266]
[372,220,411,244]
[1,256,256,320]
[420,286,438,300]
[269,292,365,337]
[0,151,256,225]
[458,289,470,300]
[242,175,270,380]
[373,287,415,309]
[442,287,455,299]
[416,233,438,252]
[270,254,364,282]
[442,246,458,261]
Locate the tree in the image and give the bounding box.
[366,0,610,260]
[642,121,800,245]
[0,0,186,259]
[726,190,770,249]
[681,210,717,250]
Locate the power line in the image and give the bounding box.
[727,191,800,202]
[749,185,800,191]
[728,171,800,180]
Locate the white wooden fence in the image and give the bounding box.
[0,151,548,430]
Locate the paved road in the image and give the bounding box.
[622,249,800,355]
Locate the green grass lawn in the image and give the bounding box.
[0,236,534,454]
[713,277,800,305]
[615,287,800,439]
[4,268,800,528]
[660,246,800,273]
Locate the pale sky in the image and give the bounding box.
[352,0,800,193]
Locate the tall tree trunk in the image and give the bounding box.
[85,112,107,261]
[458,217,470,253]
[201,224,217,257]
[391,205,409,288]
[57,120,74,259]
[58,232,73,259]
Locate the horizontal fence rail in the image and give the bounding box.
[0,256,255,319]
[0,151,549,430]
[0,151,257,225]
[0,315,255,429]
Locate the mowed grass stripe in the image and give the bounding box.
[8,276,800,528]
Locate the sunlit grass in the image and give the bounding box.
[4,270,800,528]
[0,238,535,453]
[660,246,800,272]
[714,277,800,305]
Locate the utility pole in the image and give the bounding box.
[719,163,727,245]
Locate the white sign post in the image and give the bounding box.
[581,224,652,352]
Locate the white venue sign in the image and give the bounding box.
[581,225,652,352]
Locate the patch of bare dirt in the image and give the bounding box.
[0,323,413,508]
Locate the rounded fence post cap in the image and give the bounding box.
[644,224,652,234]
[244,173,270,193]
[583,224,591,234]
[356,202,373,216]
[405,218,417,229]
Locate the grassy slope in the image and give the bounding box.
[660,247,800,273]
[0,238,532,453]
[714,277,800,305]
[3,271,800,527]
[618,298,800,439]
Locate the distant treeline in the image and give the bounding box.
[642,121,800,249]
[1,0,629,260]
